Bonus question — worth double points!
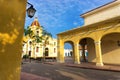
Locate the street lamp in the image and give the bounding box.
[27,2,36,18]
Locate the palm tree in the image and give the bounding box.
[23,27,33,60]
[42,29,52,62]
[24,27,33,37]
[24,26,42,61]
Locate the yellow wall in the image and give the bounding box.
[57,18,120,65]
[101,33,120,64]
[0,1,26,80]
[87,38,96,62]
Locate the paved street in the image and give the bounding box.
[21,62,120,80]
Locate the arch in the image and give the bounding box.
[79,37,94,42]
[64,40,74,44]
[64,41,74,63]
[45,48,49,56]
[79,37,96,63]
[101,32,120,64]
[28,51,31,57]
[101,32,120,40]
[36,46,39,52]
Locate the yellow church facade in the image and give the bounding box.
[23,18,57,59]
[57,0,120,66]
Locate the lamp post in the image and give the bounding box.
[27,2,36,18]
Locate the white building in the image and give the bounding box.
[64,49,73,57]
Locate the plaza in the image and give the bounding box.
[0,0,120,80]
[21,61,120,80]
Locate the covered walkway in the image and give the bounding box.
[57,0,120,66]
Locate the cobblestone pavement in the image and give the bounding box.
[21,72,51,80]
[21,61,120,80]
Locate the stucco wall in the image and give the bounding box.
[87,39,96,62]
[84,1,120,25]
[0,1,26,80]
[101,33,120,65]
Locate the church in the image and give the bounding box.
[23,17,57,60]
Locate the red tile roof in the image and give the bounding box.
[31,17,40,27]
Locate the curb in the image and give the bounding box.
[43,62,120,72]
[43,62,56,65]
[65,64,120,72]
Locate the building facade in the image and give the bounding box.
[23,18,57,59]
[57,0,120,66]
[64,49,73,57]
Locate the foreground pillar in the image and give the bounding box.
[74,43,80,64]
[57,36,64,63]
[94,41,104,66]
[0,1,26,80]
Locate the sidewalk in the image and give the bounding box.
[21,72,51,80]
[44,62,120,72]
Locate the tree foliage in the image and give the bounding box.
[24,26,52,44]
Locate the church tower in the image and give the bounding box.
[30,17,43,37]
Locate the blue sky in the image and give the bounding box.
[25,0,113,39]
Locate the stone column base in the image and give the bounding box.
[96,62,104,66]
[57,60,64,63]
[74,61,80,64]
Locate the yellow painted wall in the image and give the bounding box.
[58,18,120,65]
[101,33,120,64]
[0,1,26,80]
[87,38,96,62]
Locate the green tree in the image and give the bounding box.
[42,29,52,62]
[24,26,52,61]
[24,26,42,60]
[24,26,42,43]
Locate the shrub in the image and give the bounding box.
[23,54,29,59]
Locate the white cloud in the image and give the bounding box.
[26,0,114,37]
[73,22,78,26]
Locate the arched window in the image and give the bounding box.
[54,48,56,53]
[54,42,56,46]
[29,41,32,45]
[36,31,39,35]
[36,47,39,52]
[37,31,39,33]
[45,48,49,56]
